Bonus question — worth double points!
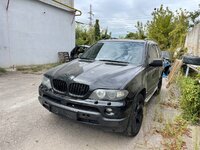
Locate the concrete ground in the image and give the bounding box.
[0,72,189,150]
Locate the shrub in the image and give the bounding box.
[0,67,6,74]
[159,116,189,149]
[178,76,200,123]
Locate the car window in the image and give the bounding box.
[155,45,161,58]
[81,42,145,65]
[148,44,159,63]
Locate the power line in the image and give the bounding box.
[76,0,200,30]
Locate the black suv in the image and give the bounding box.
[38,39,163,136]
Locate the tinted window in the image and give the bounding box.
[81,42,145,65]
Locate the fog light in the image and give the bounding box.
[105,108,114,116]
[106,108,112,112]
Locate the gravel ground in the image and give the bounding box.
[0,71,189,150]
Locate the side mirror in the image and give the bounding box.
[149,59,163,67]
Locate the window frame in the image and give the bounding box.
[147,44,160,64]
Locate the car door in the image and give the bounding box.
[146,44,160,95]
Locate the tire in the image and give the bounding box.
[183,56,200,65]
[154,78,162,95]
[125,94,144,137]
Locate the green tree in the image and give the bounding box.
[135,21,146,39]
[94,19,100,41]
[101,28,111,39]
[125,21,146,39]
[125,4,200,51]
[75,25,88,45]
[125,32,139,39]
[87,27,96,45]
[147,5,175,50]
[76,21,111,46]
[169,9,189,49]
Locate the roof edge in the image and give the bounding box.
[38,0,75,13]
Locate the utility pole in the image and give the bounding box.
[88,4,94,27]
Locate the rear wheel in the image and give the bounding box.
[125,94,144,137]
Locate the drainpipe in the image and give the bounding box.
[52,0,82,16]
[6,0,10,10]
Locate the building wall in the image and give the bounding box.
[0,0,75,68]
[185,23,200,57]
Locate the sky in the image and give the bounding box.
[74,0,200,37]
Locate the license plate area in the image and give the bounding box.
[51,106,77,120]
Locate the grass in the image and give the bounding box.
[16,63,61,73]
[178,76,200,124]
[160,101,179,109]
[158,116,191,150]
[153,108,164,123]
[0,67,6,74]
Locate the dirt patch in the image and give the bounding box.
[16,63,61,74]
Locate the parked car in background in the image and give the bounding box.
[38,39,163,137]
[161,51,172,77]
[161,51,172,62]
[70,45,90,60]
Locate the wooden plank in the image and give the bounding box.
[166,59,183,88]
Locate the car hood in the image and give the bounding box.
[45,59,143,89]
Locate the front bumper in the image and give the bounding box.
[38,90,131,132]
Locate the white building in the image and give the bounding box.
[0,0,78,68]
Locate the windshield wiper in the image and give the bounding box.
[99,59,129,64]
[79,57,94,62]
[80,57,93,60]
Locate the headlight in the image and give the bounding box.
[89,89,128,101]
[41,76,52,89]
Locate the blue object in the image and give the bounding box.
[162,58,171,77]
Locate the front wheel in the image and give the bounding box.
[125,94,144,137]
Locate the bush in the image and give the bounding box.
[178,76,200,123]
[0,67,6,74]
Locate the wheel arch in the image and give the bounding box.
[131,88,146,105]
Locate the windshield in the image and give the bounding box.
[80,41,145,65]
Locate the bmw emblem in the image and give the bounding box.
[69,75,75,80]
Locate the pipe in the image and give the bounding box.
[52,0,82,16]
[6,0,10,11]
